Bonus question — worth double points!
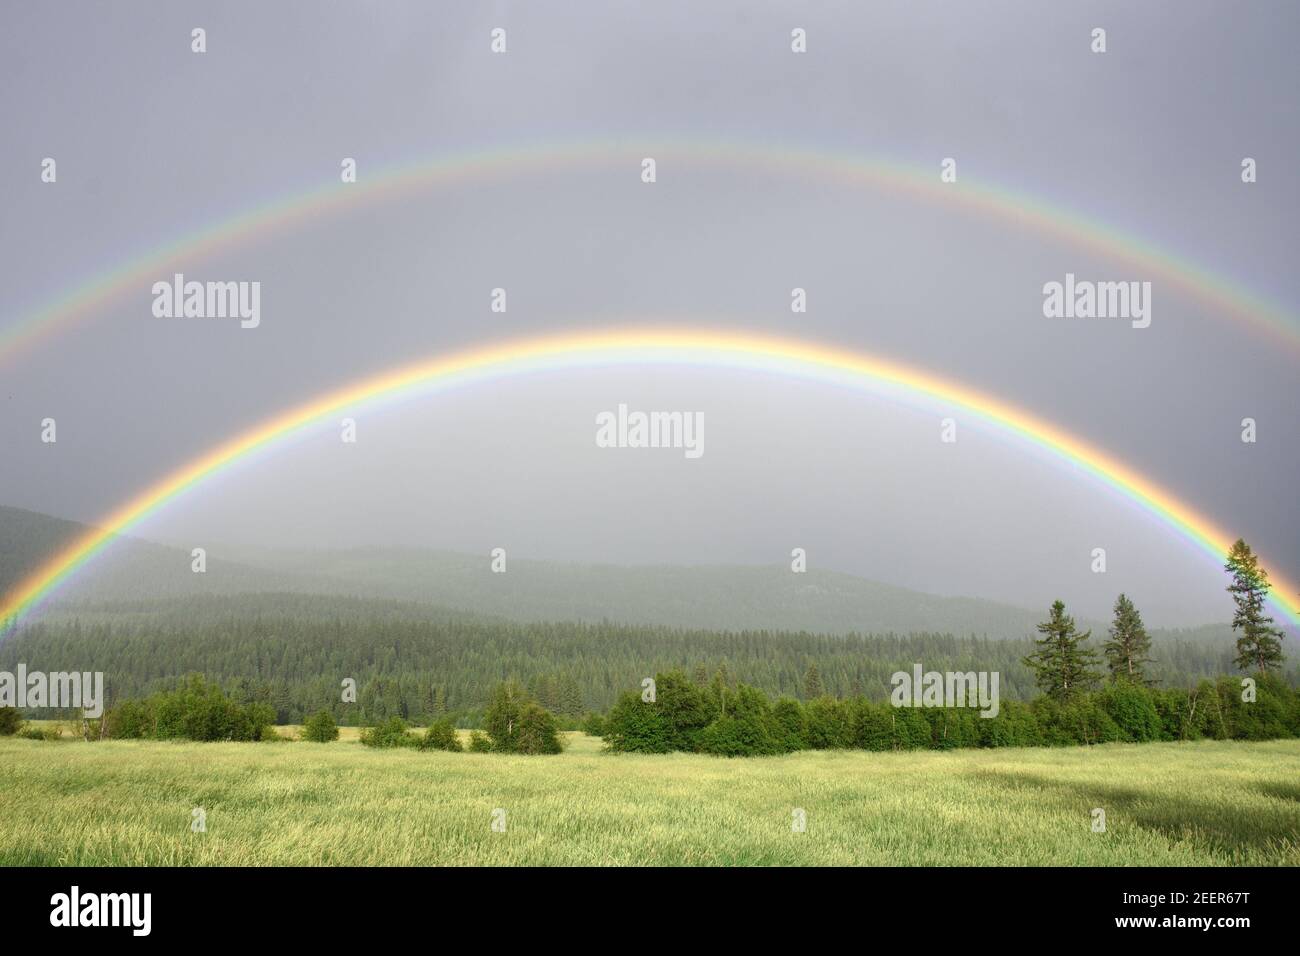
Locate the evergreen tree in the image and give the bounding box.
[1022,600,1101,700]
[533,674,559,712]
[271,681,294,724]
[0,707,21,736]
[483,681,532,752]
[421,716,462,752]
[802,662,825,700]
[710,670,729,716]
[513,702,563,754]
[1103,593,1155,683]
[1225,539,1285,673]
[559,674,584,717]
[302,709,339,742]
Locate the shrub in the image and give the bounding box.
[1231,674,1292,741]
[891,705,934,750]
[698,685,780,757]
[927,706,981,750]
[359,717,416,748]
[1285,682,1300,737]
[1151,688,1195,741]
[1099,682,1163,742]
[1191,679,1231,740]
[104,698,153,739]
[421,717,462,752]
[581,712,606,738]
[247,704,279,742]
[483,681,530,752]
[478,682,563,754]
[771,698,807,752]
[854,700,895,751]
[467,730,493,753]
[697,716,763,756]
[977,700,1042,748]
[0,706,21,736]
[99,676,276,742]
[1034,695,1121,746]
[515,703,563,754]
[301,710,339,743]
[18,724,60,741]
[804,696,854,749]
[602,690,673,753]
[654,670,716,751]
[75,718,106,741]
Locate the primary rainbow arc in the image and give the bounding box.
[1,327,1295,628]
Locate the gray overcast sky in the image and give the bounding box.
[1,1,1296,627]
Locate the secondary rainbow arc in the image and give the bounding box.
[1,327,1295,628]
[2,137,1297,366]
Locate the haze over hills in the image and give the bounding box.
[0,505,1263,717]
[0,504,1228,639]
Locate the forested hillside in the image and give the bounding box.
[0,592,1277,724]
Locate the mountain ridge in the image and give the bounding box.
[0,504,1224,637]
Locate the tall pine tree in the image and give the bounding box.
[1225,538,1285,673]
[802,663,825,700]
[1103,593,1155,683]
[1022,600,1100,700]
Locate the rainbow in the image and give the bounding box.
[2,327,1295,627]
[3,137,1297,365]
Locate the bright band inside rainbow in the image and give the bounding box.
[2,327,1295,629]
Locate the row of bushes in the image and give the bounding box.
[350,715,479,751]
[599,671,1300,756]
[3,676,284,742]
[87,675,279,741]
[0,708,64,741]
[13,671,1294,758]
[349,681,564,754]
[1,675,567,753]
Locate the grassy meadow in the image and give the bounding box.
[1,733,1297,866]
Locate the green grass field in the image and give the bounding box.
[1,735,1296,866]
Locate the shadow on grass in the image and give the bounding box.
[971,769,1299,858]
[1255,780,1300,803]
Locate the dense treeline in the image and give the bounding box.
[601,668,1300,756]
[1,602,1280,725]
[601,557,1296,756]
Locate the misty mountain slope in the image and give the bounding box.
[0,505,345,605]
[0,505,1223,637]
[220,545,1067,636]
